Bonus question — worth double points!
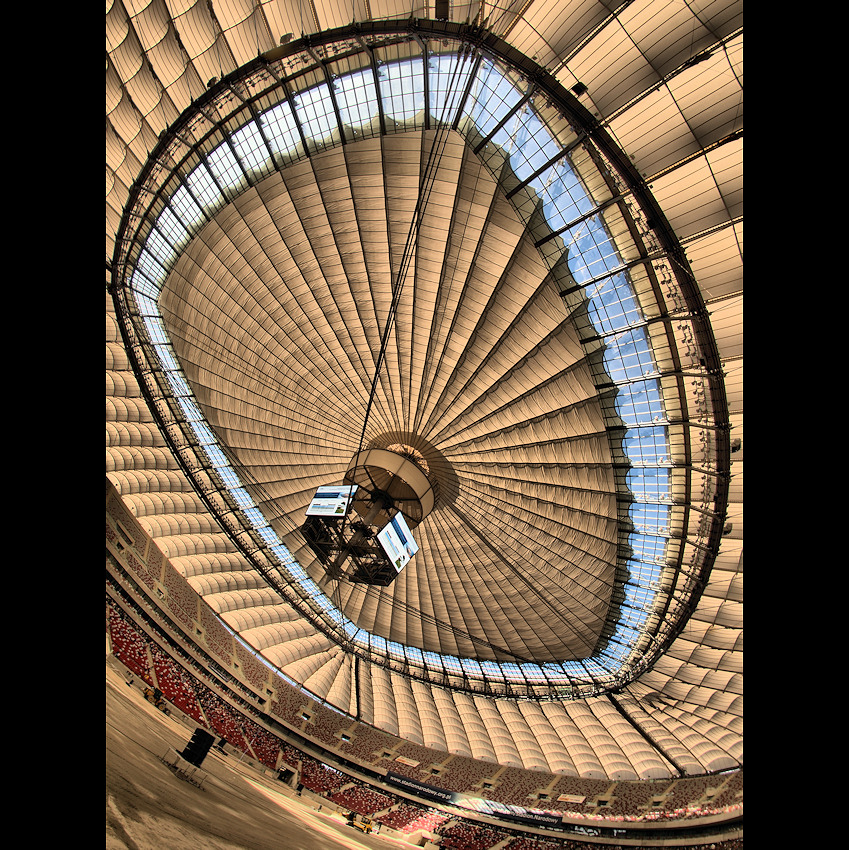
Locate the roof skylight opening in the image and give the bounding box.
[260,102,301,161]
[428,53,474,125]
[380,57,425,124]
[294,83,338,149]
[335,69,379,130]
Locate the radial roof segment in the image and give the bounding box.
[153,125,622,666]
[107,0,742,783]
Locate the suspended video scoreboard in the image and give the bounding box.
[305,485,357,518]
[301,484,419,585]
[376,514,419,573]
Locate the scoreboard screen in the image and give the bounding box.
[377,513,419,573]
[305,485,357,517]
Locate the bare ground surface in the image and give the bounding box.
[105,661,409,850]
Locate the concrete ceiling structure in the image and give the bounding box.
[107,0,742,788]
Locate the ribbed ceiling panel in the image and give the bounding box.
[155,128,619,664]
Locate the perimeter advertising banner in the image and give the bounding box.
[385,773,566,829]
[385,771,457,805]
[499,809,563,827]
[453,794,565,827]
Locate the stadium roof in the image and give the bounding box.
[107,0,742,782]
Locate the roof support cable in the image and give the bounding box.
[330,47,479,549]
[353,46,479,460]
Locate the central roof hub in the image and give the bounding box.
[343,447,437,530]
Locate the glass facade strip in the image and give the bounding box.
[629,532,668,564]
[479,659,506,681]
[566,218,626,290]
[185,160,224,211]
[294,82,339,151]
[623,583,656,610]
[207,139,248,195]
[387,640,406,661]
[629,464,671,500]
[588,273,643,337]
[404,645,424,666]
[141,315,170,347]
[129,267,160,301]
[134,248,166,289]
[379,56,426,127]
[168,184,206,232]
[601,638,632,662]
[441,655,463,674]
[154,204,190,253]
[132,291,158,318]
[230,119,276,180]
[259,101,302,160]
[538,159,595,232]
[465,57,526,140]
[581,658,611,676]
[144,225,177,271]
[520,663,549,683]
[428,52,475,125]
[335,68,380,131]
[602,327,658,384]
[243,506,267,527]
[500,663,526,684]
[626,559,663,587]
[614,379,666,426]
[165,370,193,400]
[504,109,563,185]
[422,650,446,674]
[631,502,670,533]
[461,657,484,677]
